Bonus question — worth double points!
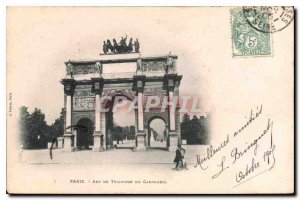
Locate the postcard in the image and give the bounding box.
[6,6,294,194]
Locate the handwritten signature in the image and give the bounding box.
[193,105,277,188]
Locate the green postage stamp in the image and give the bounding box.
[231,9,272,57]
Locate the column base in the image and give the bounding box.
[93,132,104,151]
[92,147,105,152]
[62,147,76,152]
[63,133,74,150]
[57,137,64,149]
[167,131,178,151]
[134,132,147,151]
[136,70,143,76]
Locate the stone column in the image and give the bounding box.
[176,109,182,145]
[168,89,178,151]
[165,123,169,148]
[164,75,179,151]
[61,78,75,152]
[64,94,73,149]
[100,112,106,150]
[133,75,146,151]
[92,77,104,151]
[169,90,176,131]
[138,91,144,131]
[73,128,77,149]
[144,125,149,148]
[136,89,146,151]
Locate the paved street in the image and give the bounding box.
[20,145,208,165]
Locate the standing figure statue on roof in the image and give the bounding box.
[166,52,176,73]
[102,41,108,54]
[134,38,140,53]
[66,62,74,77]
[95,62,103,75]
[167,52,173,67]
[137,56,143,71]
[127,38,133,53]
[106,39,114,54]
[119,35,128,53]
[112,39,119,53]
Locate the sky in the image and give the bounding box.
[7,7,213,125]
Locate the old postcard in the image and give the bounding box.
[6,7,294,194]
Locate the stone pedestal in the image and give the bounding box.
[135,133,146,151]
[63,134,75,152]
[136,70,143,76]
[47,142,53,149]
[57,137,64,149]
[92,132,104,152]
[168,132,178,151]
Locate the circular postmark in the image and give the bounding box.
[243,6,294,33]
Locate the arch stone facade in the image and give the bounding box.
[61,53,182,152]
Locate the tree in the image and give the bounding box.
[149,128,158,141]
[189,115,201,144]
[182,113,190,124]
[27,108,48,149]
[129,125,135,140]
[112,126,123,144]
[199,115,211,144]
[163,129,167,139]
[19,106,30,148]
[180,113,191,141]
[180,113,210,145]
[47,109,64,141]
[19,107,48,149]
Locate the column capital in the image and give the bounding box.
[61,78,76,95]
[133,75,146,93]
[91,77,104,94]
[163,74,182,92]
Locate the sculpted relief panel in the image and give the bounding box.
[141,59,176,73]
[142,61,167,72]
[74,97,95,110]
[73,88,95,110]
[66,63,101,75]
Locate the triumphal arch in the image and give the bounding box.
[61,48,182,152]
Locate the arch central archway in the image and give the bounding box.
[103,93,135,149]
[147,116,168,150]
[76,118,94,150]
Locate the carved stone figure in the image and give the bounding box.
[102,35,138,54]
[106,39,114,54]
[119,35,128,53]
[113,39,119,53]
[134,38,140,52]
[95,62,103,74]
[137,57,143,71]
[102,41,108,54]
[127,38,133,53]
[66,63,74,76]
[167,52,173,67]
[167,52,176,73]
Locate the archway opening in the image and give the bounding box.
[76,118,94,150]
[148,118,167,149]
[105,94,135,149]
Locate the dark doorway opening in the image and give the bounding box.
[76,118,94,150]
